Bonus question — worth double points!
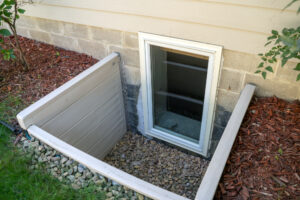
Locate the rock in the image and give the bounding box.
[68,168,73,175]
[73,166,78,173]
[63,172,69,177]
[78,165,84,173]
[106,192,113,197]
[67,175,75,182]
[112,180,119,186]
[71,183,81,190]
[86,172,92,179]
[51,156,60,162]
[65,160,73,166]
[60,157,68,164]
[75,172,81,178]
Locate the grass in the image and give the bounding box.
[0,96,106,200]
[0,94,25,123]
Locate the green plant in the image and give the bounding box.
[0,0,29,70]
[256,1,300,81]
[0,125,105,200]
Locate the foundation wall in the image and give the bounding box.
[16,8,300,154]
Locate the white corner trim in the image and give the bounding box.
[195,84,256,200]
[27,125,189,200]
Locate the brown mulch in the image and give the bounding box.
[215,96,300,200]
[104,132,209,199]
[0,36,97,103]
[0,36,97,123]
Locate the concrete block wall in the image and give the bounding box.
[16,16,300,155]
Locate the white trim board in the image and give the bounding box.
[195,84,256,200]
[27,125,188,200]
[138,32,223,157]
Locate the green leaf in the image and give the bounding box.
[262,71,267,79]
[265,41,272,46]
[267,35,277,40]
[258,62,264,68]
[258,53,263,56]
[281,57,288,67]
[278,148,283,155]
[294,63,300,71]
[271,30,279,35]
[255,70,261,74]
[265,66,274,73]
[4,5,12,9]
[0,29,11,36]
[17,8,25,14]
[297,73,300,81]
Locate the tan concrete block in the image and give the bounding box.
[16,16,37,28]
[123,32,138,49]
[223,49,278,75]
[122,65,141,85]
[216,89,240,112]
[90,27,122,45]
[78,39,106,59]
[109,46,139,67]
[29,30,52,43]
[36,18,63,34]
[276,60,300,84]
[64,23,90,39]
[51,34,78,52]
[218,69,243,92]
[16,27,30,38]
[244,73,299,100]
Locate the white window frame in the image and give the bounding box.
[138,32,222,157]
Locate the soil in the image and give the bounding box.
[104,132,209,199]
[0,36,97,124]
[215,96,300,200]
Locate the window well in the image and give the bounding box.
[139,33,222,157]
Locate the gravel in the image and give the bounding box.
[18,135,150,200]
[104,132,209,199]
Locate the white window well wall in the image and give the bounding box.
[138,32,223,157]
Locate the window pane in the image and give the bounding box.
[150,45,208,143]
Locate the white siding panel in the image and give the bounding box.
[22,0,299,54]
[17,54,120,129]
[37,0,299,34]
[17,53,126,159]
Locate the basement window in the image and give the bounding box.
[139,33,222,157]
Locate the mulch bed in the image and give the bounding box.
[215,96,300,200]
[104,132,209,199]
[0,36,97,124]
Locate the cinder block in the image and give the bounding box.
[51,34,78,52]
[16,27,30,38]
[122,65,141,85]
[109,46,140,67]
[29,30,52,43]
[123,32,139,49]
[223,49,277,74]
[36,18,63,34]
[90,26,122,45]
[216,89,240,112]
[218,69,244,92]
[16,16,37,28]
[78,39,106,59]
[244,73,299,100]
[276,60,300,84]
[64,23,90,39]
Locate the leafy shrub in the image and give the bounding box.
[256,0,300,81]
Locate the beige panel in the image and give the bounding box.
[41,70,119,135]
[17,54,120,129]
[23,4,269,54]
[36,0,298,34]
[61,94,121,144]
[18,53,127,159]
